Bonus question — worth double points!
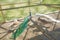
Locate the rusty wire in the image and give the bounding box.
[22,0,31,40]
[1,1,41,6]
[0,0,60,40]
[0,4,6,23]
[53,11,60,31]
[0,4,60,11]
[30,19,57,40]
[1,11,59,38]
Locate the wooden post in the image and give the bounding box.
[53,11,60,31]
[0,4,6,23]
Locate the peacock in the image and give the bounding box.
[12,16,30,39]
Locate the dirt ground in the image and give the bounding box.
[0,12,60,40]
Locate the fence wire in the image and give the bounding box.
[0,0,60,40]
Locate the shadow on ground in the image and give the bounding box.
[28,28,60,40]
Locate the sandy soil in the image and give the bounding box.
[0,13,60,40]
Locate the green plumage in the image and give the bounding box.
[12,16,30,39]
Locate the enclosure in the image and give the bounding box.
[0,0,60,40]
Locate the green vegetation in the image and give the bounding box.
[0,0,60,23]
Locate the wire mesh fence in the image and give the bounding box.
[0,0,60,23]
[0,0,60,40]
